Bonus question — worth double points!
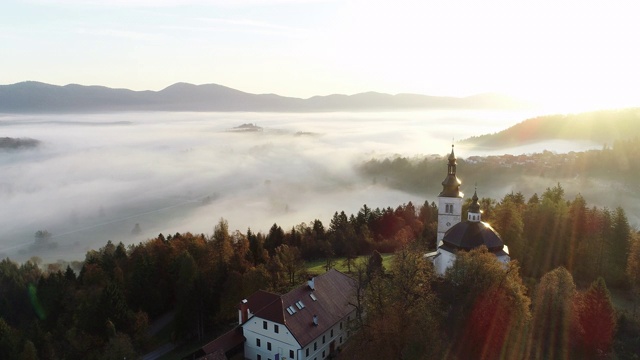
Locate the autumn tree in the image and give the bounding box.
[211,218,233,266]
[275,244,304,286]
[576,277,617,357]
[343,247,442,359]
[528,267,580,359]
[442,246,531,359]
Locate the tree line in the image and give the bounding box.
[0,182,639,359]
[359,136,640,196]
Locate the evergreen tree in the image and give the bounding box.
[576,277,616,357]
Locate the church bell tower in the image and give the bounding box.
[437,145,463,247]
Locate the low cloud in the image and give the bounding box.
[0,109,550,262]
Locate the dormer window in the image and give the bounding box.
[309,293,317,301]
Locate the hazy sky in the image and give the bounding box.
[2,0,639,111]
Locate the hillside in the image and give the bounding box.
[0,81,531,113]
[462,108,640,148]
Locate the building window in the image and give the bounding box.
[340,336,343,344]
[306,348,309,357]
[274,324,279,334]
[340,322,342,330]
[256,338,261,347]
[267,342,272,351]
[446,203,454,214]
[290,350,295,358]
[330,329,333,337]
[322,335,325,344]
[257,356,261,360]
[322,350,325,358]
[263,321,267,330]
[314,342,317,351]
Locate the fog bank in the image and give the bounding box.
[0,110,596,262]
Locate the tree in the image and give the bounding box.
[366,250,384,279]
[607,206,631,286]
[442,247,531,359]
[493,197,525,262]
[20,340,38,360]
[275,244,304,285]
[211,218,233,266]
[343,247,442,359]
[528,267,580,359]
[576,277,616,357]
[99,333,137,360]
[627,233,640,316]
[264,223,285,255]
[0,318,19,360]
[173,251,200,340]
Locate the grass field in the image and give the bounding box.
[305,253,394,275]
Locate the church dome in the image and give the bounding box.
[442,221,506,254]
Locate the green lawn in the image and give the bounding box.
[305,253,394,275]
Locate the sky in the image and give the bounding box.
[2,0,640,112]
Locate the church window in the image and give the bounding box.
[445,203,454,214]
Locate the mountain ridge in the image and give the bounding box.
[0,81,532,113]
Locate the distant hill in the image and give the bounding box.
[0,81,531,113]
[462,108,640,148]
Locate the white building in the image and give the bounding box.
[427,145,510,275]
[200,269,357,360]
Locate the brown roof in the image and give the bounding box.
[248,269,357,347]
[201,326,245,356]
[198,349,226,360]
[241,290,282,323]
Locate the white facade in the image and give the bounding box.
[431,249,457,275]
[436,195,463,247]
[243,316,298,360]
[242,312,355,360]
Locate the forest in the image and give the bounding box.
[462,108,640,147]
[359,136,640,196]
[1,180,640,358]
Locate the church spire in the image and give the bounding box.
[439,144,462,198]
[468,186,481,222]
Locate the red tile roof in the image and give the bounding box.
[241,290,282,324]
[201,326,244,356]
[248,269,357,347]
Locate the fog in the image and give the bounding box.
[0,110,598,262]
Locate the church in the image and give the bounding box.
[426,145,510,275]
